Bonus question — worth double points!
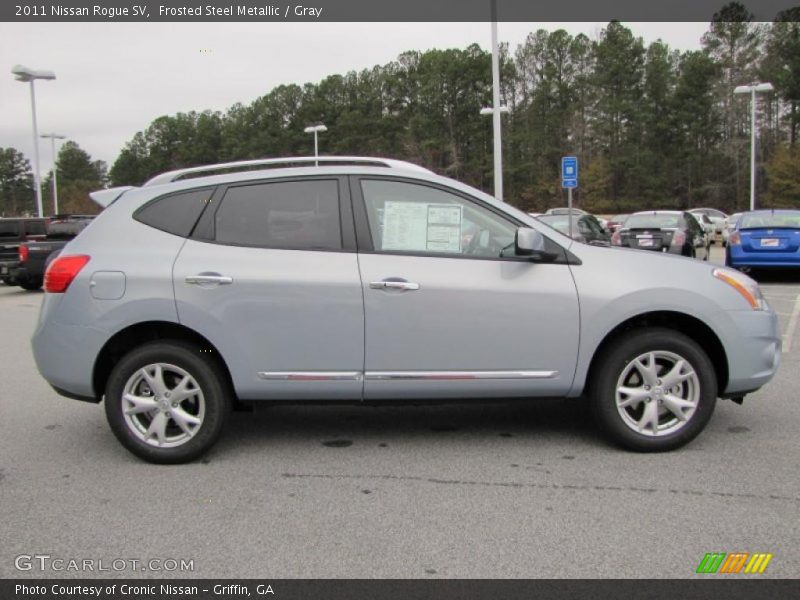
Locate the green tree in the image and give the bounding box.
[591,21,646,202]
[765,145,800,206]
[702,2,764,207]
[44,141,107,214]
[0,147,34,216]
[763,9,800,146]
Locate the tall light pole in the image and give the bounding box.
[734,82,774,211]
[481,0,507,202]
[41,133,66,215]
[303,124,327,166]
[12,65,56,218]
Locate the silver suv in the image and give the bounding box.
[32,157,781,463]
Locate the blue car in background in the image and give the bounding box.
[726,209,800,270]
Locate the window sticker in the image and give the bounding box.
[382,201,463,253]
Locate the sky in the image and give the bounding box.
[0,22,709,175]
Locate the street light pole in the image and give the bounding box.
[41,133,66,215]
[734,82,774,211]
[12,65,56,218]
[480,0,507,202]
[303,124,328,166]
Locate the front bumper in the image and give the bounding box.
[719,308,781,396]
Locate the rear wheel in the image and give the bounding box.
[104,341,231,463]
[590,328,717,452]
[19,277,42,291]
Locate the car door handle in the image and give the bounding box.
[369,280,420,291]
[185,274,233,285]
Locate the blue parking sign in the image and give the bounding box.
[562,156,578,187]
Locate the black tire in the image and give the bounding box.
[590,327,717,452]
[19,277,42,291]
[104,340,231,463]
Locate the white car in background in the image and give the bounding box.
[689,208,728,242]
[722,212,743,247]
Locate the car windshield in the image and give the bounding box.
[0,221,21,237]
[739,212,800,229]
[625,214,681,229]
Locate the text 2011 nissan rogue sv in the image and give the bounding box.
[32,157,781,463]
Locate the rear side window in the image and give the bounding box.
[25,221,47,236]
[214,179,342,250]
[135,188,213,237]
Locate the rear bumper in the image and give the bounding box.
[729,247,800,267]
[31,294,108,401]
[0,259,19,278]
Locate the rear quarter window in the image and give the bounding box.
[134,188,214,237]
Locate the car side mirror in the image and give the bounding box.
[515,227,558,261]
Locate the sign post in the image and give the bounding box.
[561,156,578,240]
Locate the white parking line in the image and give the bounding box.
[782,294,800,353]
[762,293,800,300]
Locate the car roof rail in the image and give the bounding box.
[143,156,433,187]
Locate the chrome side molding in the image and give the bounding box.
[365,370,559,381]
[257,370,557,381]
[258,371,363,381]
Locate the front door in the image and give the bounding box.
[353,177,580,400]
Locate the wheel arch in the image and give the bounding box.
[584,311,728,397]
[92,321,236,403]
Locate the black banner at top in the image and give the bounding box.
[2,0,799,22]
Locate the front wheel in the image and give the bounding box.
[590,328,717,452]
[104,341,231,463]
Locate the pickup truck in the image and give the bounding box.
[11,216,95,290]
[0,217,49,286]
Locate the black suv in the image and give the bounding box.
[12,215,95,290]
[0,218,49,285]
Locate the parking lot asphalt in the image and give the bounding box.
[1,245,798,579]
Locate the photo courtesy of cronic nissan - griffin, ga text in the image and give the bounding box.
[31,157,781,463]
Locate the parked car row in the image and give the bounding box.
[532,205,800,271]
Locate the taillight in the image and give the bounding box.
[611,231,622,246]
[44,255,90,293]
[671,231,686,247]
[729,231,741,246]
[19,245,29,263]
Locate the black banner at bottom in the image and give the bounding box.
[3,579,799,600]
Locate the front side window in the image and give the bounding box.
[360,179,517,258]
[215,179,342,250]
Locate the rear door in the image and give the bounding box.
[173,176,365,401]
[352,177,580,400]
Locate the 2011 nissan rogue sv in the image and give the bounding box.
[31,157,781,463]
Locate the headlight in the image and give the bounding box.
[712,268,766,310]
